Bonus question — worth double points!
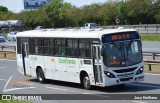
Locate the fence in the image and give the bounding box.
[0,45,16,59]
[100,24,160,34]
[143,52,160,71]
[0,45,16,51]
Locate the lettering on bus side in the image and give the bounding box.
[30,56,37,61]
[58,58,76,65]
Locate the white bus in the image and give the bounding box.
[16,28,144,89]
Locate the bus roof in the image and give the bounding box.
[16,28,137,39]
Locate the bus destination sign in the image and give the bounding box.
[102,31,139,43]
[111,33,129,41]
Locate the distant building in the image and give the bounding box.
[24,0,52,10]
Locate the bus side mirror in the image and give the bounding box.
[101,47,104,56]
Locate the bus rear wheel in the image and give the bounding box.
[37,68,45,83]
[82,75,91,90]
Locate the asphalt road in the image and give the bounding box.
[142,42,160,52]
[0,59,160,103]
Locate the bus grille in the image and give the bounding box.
[113,67,137,73]
[120,77,133,82]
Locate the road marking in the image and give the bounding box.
[132,100,147,103]
[3,87,36,92]
[0,78,7,81]
[82,93,92,94]
[0,59,16,61]
[130,83,160,88]
[145,73,160,76]
[45,86,68,91]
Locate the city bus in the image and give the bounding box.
[16,28,144,89]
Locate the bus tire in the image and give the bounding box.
[37,68,45,83]
[82,74,91,90]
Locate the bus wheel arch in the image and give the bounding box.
[80,71,91,90]
[36,66,45,83]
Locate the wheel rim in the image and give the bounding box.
[84,77,90,89]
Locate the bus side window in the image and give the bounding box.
[59,39,66,56]
[33,38,43,55]
[72,40,78,57]
[54,39,66,56]
[54,39,60,55]
[84,40,91,58]
[43,38,50,55]
[49,39,54,55]
[66,39,72,56]
[79,40,85,57]
[79,39,91,58]
[66,39,78,57]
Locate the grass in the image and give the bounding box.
[140,34,160,42]
[144,64,160,74]
[0,52,16,60]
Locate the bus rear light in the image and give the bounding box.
[104,71,116,78]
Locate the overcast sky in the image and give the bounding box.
[0,0,107,13]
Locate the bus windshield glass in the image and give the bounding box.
[103,40,143,67]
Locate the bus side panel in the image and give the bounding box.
[66,58,80,83]
[79,58,95,85]
[17,54,24,75]
[43,56,56,80]
[29,55,36,77]
[29,55,45,78]
[54,57,68,81]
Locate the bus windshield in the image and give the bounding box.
[103,40,143,67]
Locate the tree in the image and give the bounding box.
[44,0,72,27]
[0,6,8,12]
[126,0,152,24]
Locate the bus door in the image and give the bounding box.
[22,42,30,76]
[93,45,103,85]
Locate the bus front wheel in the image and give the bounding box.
[82,75,91,90]
[37,68,45,83]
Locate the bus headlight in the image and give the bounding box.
[136,67,144,75]
[104,71,116,78]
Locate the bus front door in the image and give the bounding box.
[22,42,30,76]
[93,45,103,85]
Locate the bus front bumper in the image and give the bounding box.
[103,73,144,87]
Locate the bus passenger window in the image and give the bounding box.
[66,39,72,56]
[54,39,60,55]
[79,39,91,58]
[84,40,91,58]
[43,38,50,55]
[49,39,54,55]
[79,40,85,57]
